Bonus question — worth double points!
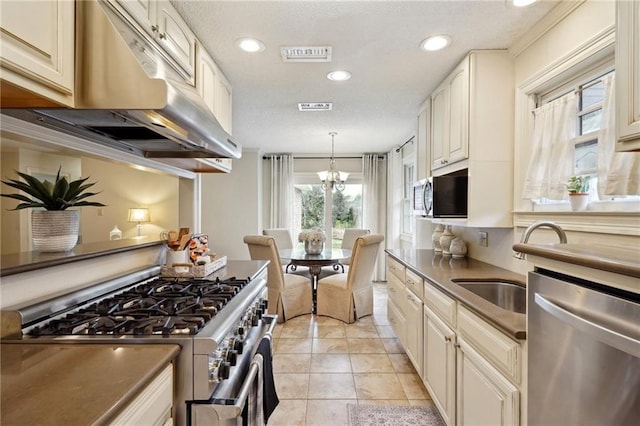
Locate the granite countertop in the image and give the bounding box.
[1,343,180,425]
[386,249,527,339]
[512,242,640,279]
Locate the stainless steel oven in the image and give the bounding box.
[528,269,640,425]
[1,261,276,426]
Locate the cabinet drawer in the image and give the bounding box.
[457,305,521,384]
[405,269,424,301]
[387,273,405,310]
[387,257,406,281]
[424,280,456,328]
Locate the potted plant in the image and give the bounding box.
[1,167,105,252]
[298,229,326,254]
[566,175,590,211]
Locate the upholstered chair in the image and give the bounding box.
[315,234,384,323]
[244,235,312,323]
[340,228,370,266]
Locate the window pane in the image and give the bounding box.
[581,80,604,110]
[580,109,602,134]
[332,184,362,247]
[574,140,598,172]
[295,184,325,235]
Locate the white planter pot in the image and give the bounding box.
[304,240,324,255]
[569,193,589,211]
[31,210,80,252]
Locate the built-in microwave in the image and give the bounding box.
[432,169,468,218]
[412,178,432,217]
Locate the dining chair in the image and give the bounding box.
[244,235,312,323]
[262,228,298,270]
[340,228,370,266]
[315,234,384,323]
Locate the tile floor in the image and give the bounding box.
[267,283,434,425]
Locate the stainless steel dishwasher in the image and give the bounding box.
[528,269,640,426]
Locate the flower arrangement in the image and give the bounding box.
[566,175,590,194]
[298,229,326,243]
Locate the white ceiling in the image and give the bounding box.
[171,0,559,156]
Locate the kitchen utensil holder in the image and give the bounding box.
[160,255,227,278]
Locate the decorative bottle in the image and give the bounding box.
[450,237,467,258]
[439,225,455,256]
[432,224,445,254]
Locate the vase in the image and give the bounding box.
[304,240,324,255]
[439,225,455,256]
[569,193,589,211]
[432,224,445,253]
[31,210,80,252]
[450,237,467,258]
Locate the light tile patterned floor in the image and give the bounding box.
[268,283,434,426]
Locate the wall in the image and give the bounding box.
[201,149,262,260]
[80,157,180,243]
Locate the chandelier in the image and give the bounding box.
[317,132,349,191]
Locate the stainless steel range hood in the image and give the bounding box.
[1,0,241,172]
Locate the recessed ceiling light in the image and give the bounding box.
[327,70,351,81]
[236,38,265,53]
[419,35,451,52]
[512,0,537,7]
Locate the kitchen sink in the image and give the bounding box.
[452,279,526,314]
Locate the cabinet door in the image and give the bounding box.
[431,84,448,170]
[155,0,196,85]
[110,0,155,34]
[456,338,519,426]
[404,288,423,376]
[196,44,220,115]
[0,0,74,106]
[616,0,640,151]
[216,72,233,134]
[446,59,469,164]
[387,298,406,344]
[416,99,431,180]
[423,306,456,426]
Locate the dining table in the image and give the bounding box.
[279,247,351,313]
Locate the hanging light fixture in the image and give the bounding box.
[317,132,349,191]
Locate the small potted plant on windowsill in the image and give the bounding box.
[566,175,590,211]
[1,167,105,252]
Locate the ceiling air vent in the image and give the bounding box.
[281,46,332,62]
[298,103,333,111]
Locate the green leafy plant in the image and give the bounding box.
[566,175,590,194]
[1,167,105,210]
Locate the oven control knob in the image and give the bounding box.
[236,325,245,337]
[219,361,230,380]
[226,349,238,366]
[255,307,264,319]
[261,299,268,310]
[251,312,260,326]
[208,358,230,383]
[228,337,244,354]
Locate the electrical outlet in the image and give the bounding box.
[479,231,488,247]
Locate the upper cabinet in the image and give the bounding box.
[0,0,74,107]
[616,0,640,151]
[108,0,197,85]
[416,99,431,181]
[196,42,233,134]
[431,59,470,171]
[428,51,515,227]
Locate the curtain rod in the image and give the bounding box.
[262,154,386,160]
[395,136,415,152]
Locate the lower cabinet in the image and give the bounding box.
[423,305,456,426]
[456,338,519,426]
[387,270,406,344]
[109,363,174,425]
[404,287,423,376]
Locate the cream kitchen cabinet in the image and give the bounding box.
[431,58,469,171]
[456,338,519,426]
[387,269,406,344]
[0,0,74,106]
[196,42,233,134]
[404,287,424,376]
[109,363,174,425]
[423,305,456,426]
[428,50,514,227]
[416,98,431,181]
[615,0,640,151]
[108,0,197,85]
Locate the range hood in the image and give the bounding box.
[1,0,241,173]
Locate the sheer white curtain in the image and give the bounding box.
[598,74,640,196]
[362,154,386,281]
[522,92,578,200]
[268,154,295,230]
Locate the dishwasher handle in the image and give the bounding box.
[534,293,640,357]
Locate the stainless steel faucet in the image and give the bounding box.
[513,221,568,260]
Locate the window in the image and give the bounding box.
[294,183,362,248]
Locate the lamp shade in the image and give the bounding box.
[128,208,150,223]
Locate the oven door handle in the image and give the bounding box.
[534,293,640,357]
